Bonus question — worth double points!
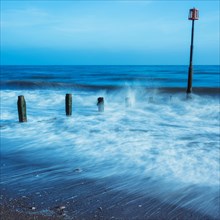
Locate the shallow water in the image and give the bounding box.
[0,65,219,218]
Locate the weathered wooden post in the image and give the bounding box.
[17,95,27,122]
[125,97,131,107]
[148,97,154,103]
[97,97,104,112]
[65,94,72,116]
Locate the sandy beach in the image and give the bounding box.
[1,179,218,220]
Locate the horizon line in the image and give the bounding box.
[1,64,219,66]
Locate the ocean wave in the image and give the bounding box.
[1,80,219,95]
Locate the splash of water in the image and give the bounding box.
[1,88,219,218]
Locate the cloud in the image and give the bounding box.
[1,7,50,28]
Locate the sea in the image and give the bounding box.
[0,65,219,219]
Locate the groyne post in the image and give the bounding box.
[97,97,104,112]
[17,95,27,122]
[148,97,154,103]
[125,97,131,107]
[65,94,72,116]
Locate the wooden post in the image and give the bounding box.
[17,95,27,122]
[65,94,72,116]
[125,97,131,107]
[148,97,154,103]
[97,97,104,112]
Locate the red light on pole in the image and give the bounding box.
[186,8,199,96]
[188,8,199,20]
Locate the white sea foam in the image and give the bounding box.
[1,89,219,217]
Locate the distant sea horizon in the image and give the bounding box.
[1,64,219,92]
[1,64,219,66]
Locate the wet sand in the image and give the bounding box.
[0,206,63,220]
[1,179,218,220]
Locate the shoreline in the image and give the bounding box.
[1,185,218,220]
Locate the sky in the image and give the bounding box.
[1,0,219,65]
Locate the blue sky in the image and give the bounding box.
[1,0,219,65]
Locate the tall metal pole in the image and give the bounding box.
[186,19,195,94]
